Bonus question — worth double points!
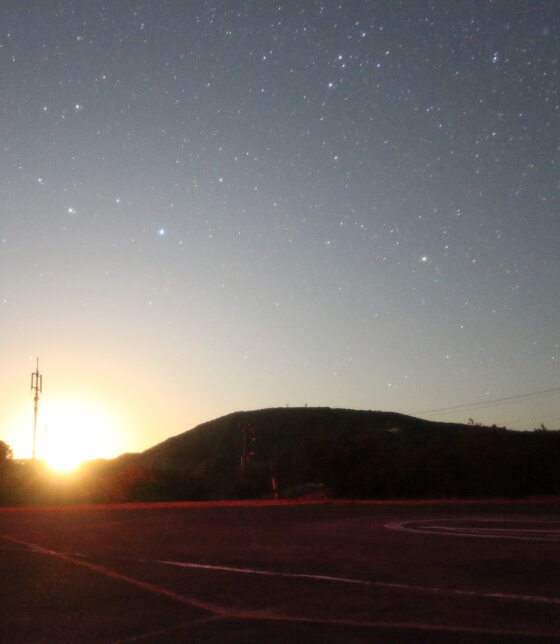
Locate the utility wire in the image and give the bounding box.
[507,411,560,428]
[414,386,560,417]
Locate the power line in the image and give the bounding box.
[414,386,560,418]
[507,411,560,429]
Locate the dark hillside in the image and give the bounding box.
[138,407,469,471]
[125,407,560,501]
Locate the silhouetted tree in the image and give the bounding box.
[0,440,13,462]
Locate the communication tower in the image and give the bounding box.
[31,358,43,460]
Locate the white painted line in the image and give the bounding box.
[158,559,369,585]
[158,559,560,605]
[4,532,560,640]
[2,535,227,615]
[386,518,560,542]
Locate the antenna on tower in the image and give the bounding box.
[31,358,43,460]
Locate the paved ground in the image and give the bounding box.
[1,500,559,642]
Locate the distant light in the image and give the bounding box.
[159,228,166,236]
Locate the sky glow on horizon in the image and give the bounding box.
[0,2,559,460]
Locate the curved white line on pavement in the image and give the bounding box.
[385,518,560,542]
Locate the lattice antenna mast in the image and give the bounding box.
[31,358,43,460]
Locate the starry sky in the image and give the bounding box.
[1,1,559,459]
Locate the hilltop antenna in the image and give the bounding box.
[31,358,43,460]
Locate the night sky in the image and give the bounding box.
[1,1,559,460]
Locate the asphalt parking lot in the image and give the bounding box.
[1,500,559,642]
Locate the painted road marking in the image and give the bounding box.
[386,518,560,542]
[3,531,560,641]
[5,531,560,606]
[2,534,227,615]
[158,558,560,605]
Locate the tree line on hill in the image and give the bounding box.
[1,408,559,505]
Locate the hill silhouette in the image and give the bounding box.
[138,407,467,470]
[122,407,558,501]
[2,407,559,505]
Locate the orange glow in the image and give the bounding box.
[41,399,121,471]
